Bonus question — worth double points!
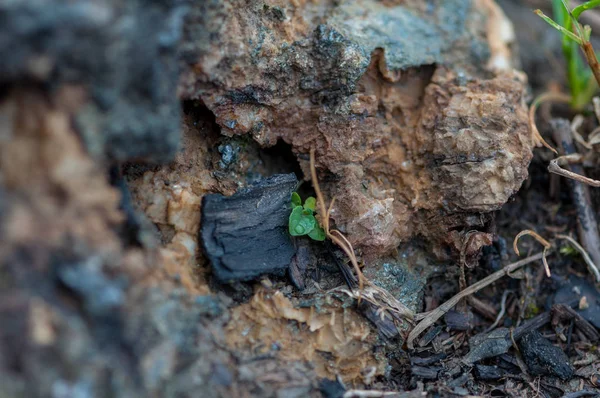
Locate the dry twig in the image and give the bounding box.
[310,149,415,323]
[310,149,367,290]
[550,119,600,275]
[556,234,600,282]
[513,229,552,277]
[571,115,593,149]
[484,290,513,333]
[548,155,600,186]
[407,252,548,349]
[528,92,570,153]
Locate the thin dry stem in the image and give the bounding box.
[571,115,593,149]
[309,150,414,325]
[582,41,600,90]
[310,149,365,291]
[407,252,547,349]
[330,229,366,289]
[484,290,512,333]
[556,234,600,282]
[336,285,415,322]
[310,149,330,233]
[528,92,570,154]
[548,156,600,186]
[594,97,600,122]
[588,126,600,145]
[326,197,336,221]
[513,229,552,276]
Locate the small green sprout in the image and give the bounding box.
[288,192,326,241]
[559,244,578,256]
[535,0,600,110]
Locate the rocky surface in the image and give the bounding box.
[0,0,538,396]
[0,0,184,163]
[184,0,533,258]
[0,88,321,398]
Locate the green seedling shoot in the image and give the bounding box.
[288,192,326,241]
[535,0,600,110]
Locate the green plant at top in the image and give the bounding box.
[535,0,600,110]
[288,192,326,241]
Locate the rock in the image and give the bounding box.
[0,86,320,398]
[0,0,185,163]
[362,242,431,313]
[184,0,533,258]
[518,331,574,380]
[201,173,298,282]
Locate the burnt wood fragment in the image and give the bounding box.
[552,304,600,342]
[473,364,511,380]
[518,330,574,380]
[201,173,298,282]
[411,365,441,379]
[358,300,400,340]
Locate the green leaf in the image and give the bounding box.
[572,0,600,20]
[535,9,582,44]
[304,197,316,211]
[560,245,578,256]
[291,192,302,208]
[289,206,316,236]
[308,225,326,241]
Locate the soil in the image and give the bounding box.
[2,0,600,397]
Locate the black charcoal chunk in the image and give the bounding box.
[319,378,346,398]
[473,365,510,381]
[358,300,399,340]
[518,331,574,380]
[411,365,441,379]
[463,328,512,365]
[201,173,297,282]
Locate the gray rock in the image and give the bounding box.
[0,0,185,162]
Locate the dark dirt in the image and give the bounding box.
[2,0,600,397]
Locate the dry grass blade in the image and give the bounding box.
[571,115,593,149]
[594,97,600,122]
[513,229,553,277]
[556,234,600,282]
[309,149,415,325]
[588,126,600,145]
[528,92,571,153]
[309,149,366,290]
[337,285,415,322]
[484,290,512,333]
[548,156,600,186]
[406,252,547,350]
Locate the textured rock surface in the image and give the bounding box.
[0,0,184,162]
[0,0,535,396]
[184,0,533,257]
[0,89,321,398]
